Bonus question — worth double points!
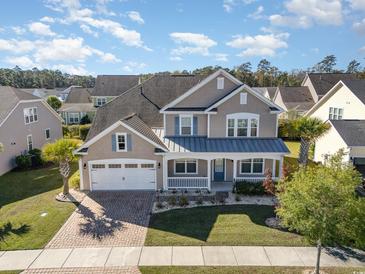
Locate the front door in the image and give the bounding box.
[214,159,225,182]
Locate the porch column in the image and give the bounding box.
[233,159,237,182]
[278,156,284,180]
[207,159,211,191]
[272,159,276,179]
[163,156,168,190]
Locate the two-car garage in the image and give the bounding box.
[89,159,156,191]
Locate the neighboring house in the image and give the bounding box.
[314,120,365,177]
[59,86,96,125]
[302,72,357,103]
[21,88,69,101]
[252,87,277,100]
[91,75,140,107]
[74,70,289,191]
[0,86,63,175]
[305,80,365,172]
[273,86,315,119]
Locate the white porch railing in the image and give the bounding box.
[235,177,278,183]
[167,177,209,189]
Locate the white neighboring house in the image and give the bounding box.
[305,79,365,176]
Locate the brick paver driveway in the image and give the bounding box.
[46,191,154,248]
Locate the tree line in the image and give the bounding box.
[0,55,364,89]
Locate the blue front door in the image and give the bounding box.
[214,159,225,181]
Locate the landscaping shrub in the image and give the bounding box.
[234,181,266,195]
[80,115,91,125]
[15,154,32,170]
[168,196,177,206]
[179,195,189,207]
[156,202,164,209]
[79,124,91,141]
[28,148,43,167]
[68,125,80,138]
[62,125,70,137]
[68,170,80,189]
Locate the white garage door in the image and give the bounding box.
[89,159,156,190]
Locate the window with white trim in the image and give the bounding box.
[240,93,247,104]
[24,107,38,124]
[96,97,107,106]
[68,113,80,124]
[45,128,50,140]
[27,135,33,151]
[240,158,264,174]
[116,133,127,152]
[180,115,193,136]
[175,159,197,174]
[329,107,343,120]
[226,113,259,137]
[217,77,224,90]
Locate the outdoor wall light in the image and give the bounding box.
[158,162,161,168]
[83,163,86,169]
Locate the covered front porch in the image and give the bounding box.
[162,153,283,191]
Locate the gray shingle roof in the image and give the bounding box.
[277,86,315,111]
[341,79,365,105]
[122,114,168,150]
[331,120,365,146]
[86,74,205,141]
[252,87,277,100]
[0,86,39,124]
[307,73,357,97]
[159,136,289,153]
[65,87,93,103]
[93,75,140,96]
[59,103,96,112]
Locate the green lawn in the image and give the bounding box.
[145,205,308,246]
[0,164,78,250]
[139,266,365,274]
[284,141,300,158]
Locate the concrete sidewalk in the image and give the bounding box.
[0,246,364,271]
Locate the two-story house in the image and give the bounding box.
[91,75,140,107]
[59,86,96,125]
[0,86,63,175]
[74,70,289,191]
[273,73,357,119]
[305,79,365,176]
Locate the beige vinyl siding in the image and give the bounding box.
[209,92,277,138]
[0,101,62,175]
[80,124,163,190]
[174,75,238,108]
[168,159,207,177]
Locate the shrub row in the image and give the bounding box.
[15,148,44,170]
[233,180,266,195]
[63,124,91,140]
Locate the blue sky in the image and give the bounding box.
[0,0,364,75]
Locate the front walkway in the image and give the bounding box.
[46,191,155,248]
[1,246,364,271]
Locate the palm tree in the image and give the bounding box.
[42,139,81,197]
[294,117,330,166]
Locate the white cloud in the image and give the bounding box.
[122,61,147,72]
[0,26,3,33]
[270,0,343,28]
[170,32,217,57]
[223,0,256,12]
[348,0,365,11]
[170,56,183,61]
[80,24,99,37]
[226,32,289,57]
[0,39,35,53]
[353,18,365,34]
[40,16,55,23]
[44,0,150,50]
[52,64,89,75]
[12,26,26,35]
[5,56,36,69]
[95,0,116,16]
[91,48,121,63]
[214,53,229,62]
[127,11,145,24]
[248,5,264,19]
[28,22,56,36]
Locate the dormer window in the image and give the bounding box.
[217,77,224,90]
[96,97,107,106]
[180,115,193,135]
